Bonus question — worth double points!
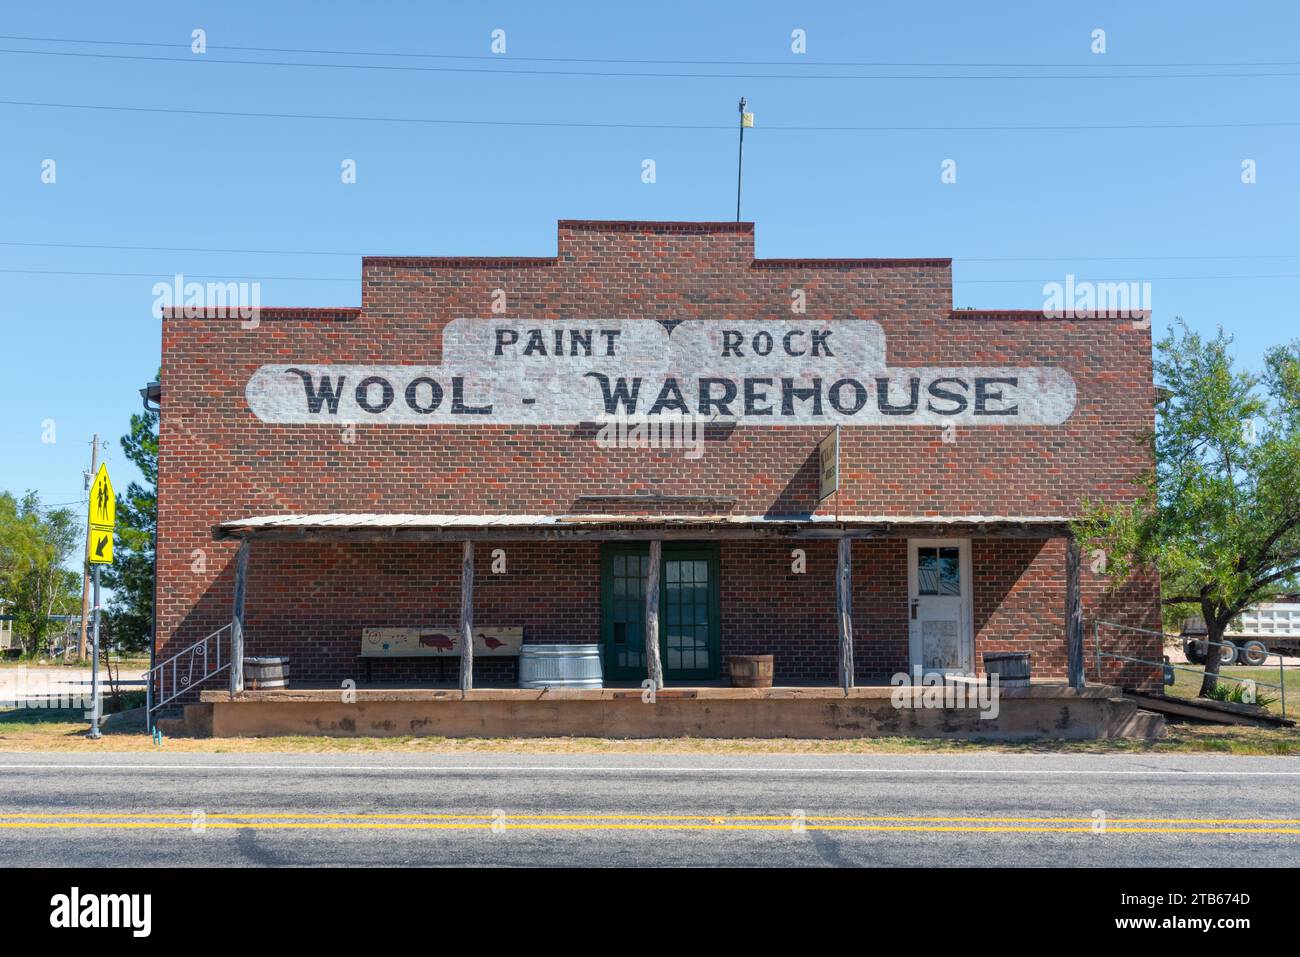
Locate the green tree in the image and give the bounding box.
[0,492,83,654]
[1076,320,1300,697]
[103,386,158,652]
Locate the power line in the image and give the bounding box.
[0,268,356,282]
[2,99,1296,133]
[2,239,1298,264]
[0,99,725,130]
[959,255,1300,263]
[1,267,1297,283]
[3,33,1297,69]
[2,46,1299,80]
[958,274,1300,283]
[34,500,88,512]
[0,240,359,257]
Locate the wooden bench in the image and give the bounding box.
[357,627,523,682]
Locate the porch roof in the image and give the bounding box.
[211,512,1074,542]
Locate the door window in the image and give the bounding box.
[916,546,961,596]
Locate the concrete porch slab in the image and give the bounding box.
[195,682,1160,740]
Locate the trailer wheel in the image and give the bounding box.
[1241,640,1269,667]
[1183,639,1205,665]
[1217,640,1239,665]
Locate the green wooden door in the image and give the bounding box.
[601,546,651,679]
[601,544,720,682]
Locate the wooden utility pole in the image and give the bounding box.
[1065,534,1085,689]
[459,540,474,693]
[230,539,249,694]
[76,434,99,660]
[645,540,664,691]
[836,536,855,692]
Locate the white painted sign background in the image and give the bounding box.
[245,319,1077,426]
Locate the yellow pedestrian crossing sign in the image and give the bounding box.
[89,464,115,528]
[87,463,115,565]
[89,526,113,564]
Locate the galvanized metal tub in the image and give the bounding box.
[518,643,603,690]
[244,656,290,690]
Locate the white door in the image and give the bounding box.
[907,539,973,675]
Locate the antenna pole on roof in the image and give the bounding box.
[736,97,753,221]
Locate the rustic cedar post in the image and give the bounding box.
[230,539,249,695]
[645,539,664,691]
[836,535,854,692]
[1065,533,1085,689]
[459,539,474,693]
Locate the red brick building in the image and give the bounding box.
[154,220,1162,720]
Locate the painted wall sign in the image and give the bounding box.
[246,319,1077,426]
[360,626,523,657]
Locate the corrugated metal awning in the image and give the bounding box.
[212,512,1074,542]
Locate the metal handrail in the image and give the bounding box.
[146,624,232,725]
[1093,618,1288,716]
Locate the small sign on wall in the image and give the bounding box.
[818,426,839,502]
[360,627,523,657]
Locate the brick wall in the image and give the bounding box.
[157,220,1162,696]
[198,536,1160,690]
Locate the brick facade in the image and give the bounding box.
[156,220,1163,697]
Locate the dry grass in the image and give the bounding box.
[1,708,1297,755]
[1167,664,1300,714]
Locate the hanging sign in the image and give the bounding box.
[817,427,839,501]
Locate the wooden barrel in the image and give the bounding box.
[243,656,290,690]
[728,654,774,688]
[982,652,1030,687]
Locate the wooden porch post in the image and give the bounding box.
[230,539,249,695]
[836,535,854,692]
[459,539,474,693]
[645,539,664,691]
[1065,533,1085,689]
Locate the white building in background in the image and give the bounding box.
[0,600,15,653]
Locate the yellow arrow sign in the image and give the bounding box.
[88,463,115,529]
[88,525,114,565]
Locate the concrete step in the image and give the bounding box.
[183,702,214,737]
[1122,708,1167,741]
[153,703,214,738]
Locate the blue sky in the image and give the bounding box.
[1,0,1297,519]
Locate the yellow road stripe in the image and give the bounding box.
[0,820,1296,834]
[2,811,1299,824]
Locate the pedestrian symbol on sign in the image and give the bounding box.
[88,463,115,530]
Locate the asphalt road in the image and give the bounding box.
[1,751,1298,867]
